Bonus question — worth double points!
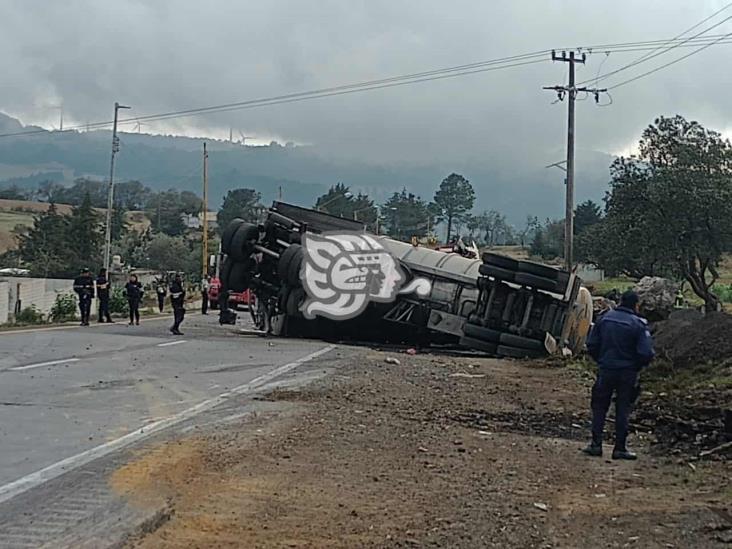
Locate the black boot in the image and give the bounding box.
[582,441,603,457]
[612,447,637,460]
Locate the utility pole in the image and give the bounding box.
[103,102,131,274]
[202,142,209,278]
[544,51,606,272]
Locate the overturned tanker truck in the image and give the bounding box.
[218,201,593,358]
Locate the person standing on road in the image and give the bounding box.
[169,273,186,335]
[201,275,210,315]
[583,291,655,460]
[73,268,95,326]
[96,268,113,323]
[124,274,143,326]
[156,279,167,313]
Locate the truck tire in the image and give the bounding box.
[518,261,560,280]
[513,272,559,293]
[286,287,306,316]
[287,247,304,287]
[482,252,519,271]
[496,344,546,359]
[230,223,259,262]
[463,323,501,342]
[478,264,515,282]
[499,332,545,351]
[228,262,250,292]
[221,218,245,255]
[277,244,301,282]
[460,336,498,355]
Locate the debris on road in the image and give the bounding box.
[384,356,401,365]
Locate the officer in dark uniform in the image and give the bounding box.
[73,268,95,326]
[169,273,186,335]
[583,291,655,460]
[96,268,113,323]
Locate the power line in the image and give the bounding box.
[629,1,732,65]
[578,13,732,86]
[0,52,549,139]
[3,31,732,140]
[608,30,732,89]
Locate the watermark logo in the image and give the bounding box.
[300,233,431,320]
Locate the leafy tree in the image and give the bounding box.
[582,115,732,311]
[471,210,514,246]
[433,173,475,242]
[115,180,152,210]
[217,188,262,233]
[67,192,102,268]
[146,190,190,236]
[574,199,602,235]
[55,178,107,207]
[36,180,65,203]
[142,233,197,273]
[314,183,355,217]
[518,215,540,248]
[531,219,564,259]
[383,188,435,241]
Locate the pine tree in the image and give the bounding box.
[67,192,102,269]
[17,203,71,277]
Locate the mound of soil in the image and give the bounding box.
[653,311,732,367]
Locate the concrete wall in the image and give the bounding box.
[0,277,78,324]
[0,281,8,324]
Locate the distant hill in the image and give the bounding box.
[0,112,615,224]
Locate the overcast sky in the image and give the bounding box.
[1,0,731,169]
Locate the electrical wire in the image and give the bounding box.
[578,13,732,86]
[4,27,732,139]
[0,51,550,138]
[608,30,732,89]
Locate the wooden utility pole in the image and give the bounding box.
[202,142,209,278]
[544,51,605,272]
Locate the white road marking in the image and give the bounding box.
[9,358,81,371]
[0,344,336,505]
[157,340,187,347]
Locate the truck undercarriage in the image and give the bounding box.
[218,202,592,357]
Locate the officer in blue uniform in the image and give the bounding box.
[583,290,655,460]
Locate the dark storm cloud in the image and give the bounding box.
[1,0,731,215]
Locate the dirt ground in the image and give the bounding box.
[115,348,731,548]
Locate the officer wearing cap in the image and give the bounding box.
[583,290,655,460]
[73,268,95,326]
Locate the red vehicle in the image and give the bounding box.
[207,277,253,310]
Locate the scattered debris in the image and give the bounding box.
[384,357,401,365]
[533,502,548,512]
[448,372,486,379]
[699,440,732,458]
[406,348,418,355]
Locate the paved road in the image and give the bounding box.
[0,313,329,490]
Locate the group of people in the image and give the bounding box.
[72,269,187,335]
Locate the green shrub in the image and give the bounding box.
[109,286,129,314]
[716,284,732,303]
[50,292,77,322]
[14,306,45,325]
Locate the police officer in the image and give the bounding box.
[96,268,113,323]
[73,268,95,326]
[124,274,143,326]
[583,290,655,460]
[169,273,186,335]
[156,279,167,313]
[201,275,210,315]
